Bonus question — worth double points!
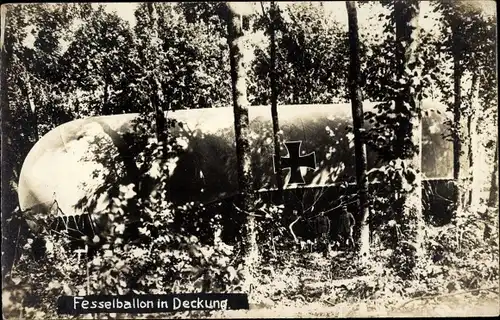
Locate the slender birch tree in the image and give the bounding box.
[451,19,463,183]
[269,1,284,203]
[487,141,498,208]
[345,1,370,261]
[393,0,424,275]
[226,2,258,288]
[146,3,166,144]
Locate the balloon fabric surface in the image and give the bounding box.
[18,102,452,219]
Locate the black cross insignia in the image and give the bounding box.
[273,141,317,185]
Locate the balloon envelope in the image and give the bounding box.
[18,102,453,218]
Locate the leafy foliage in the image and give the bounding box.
[251,3,351,105]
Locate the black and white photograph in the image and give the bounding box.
[1,1,498,318]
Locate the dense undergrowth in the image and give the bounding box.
[3,197,498,319]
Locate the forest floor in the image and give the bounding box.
[3,248,499,319]
[210,250,499,318]
[213,296,499,318]
[122,249,497,319]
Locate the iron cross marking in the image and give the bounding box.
[274,141,317,185]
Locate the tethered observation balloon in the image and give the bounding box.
[18,102,453,228]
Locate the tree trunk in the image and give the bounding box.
[346,1,370,262]
[487,139,498,208]
[449,21,474,253]
[1,5,15,279]
[466,72,479,207]
[452,27,462,182]
[451,23,466,217]
[1,5,9,206]
[20,73,38,141]
[147,2,166,144]
[226,2,258,289]
[270,1,284,204]
[103,72,110,114]
[394,0,424,273]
